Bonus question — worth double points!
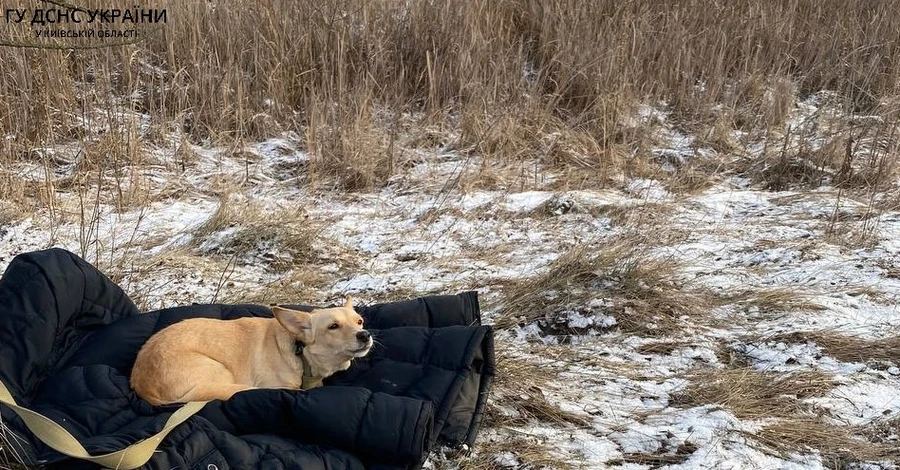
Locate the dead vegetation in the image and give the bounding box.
[607,442,699,467]
[823,193,886,249]
[487,344,590,429]
[3,1,900,192]
[731,109,900,194]
[472,343,588,469]
[219,271,332,306]
[457,435,578,470]
[589,203,676,228]
[0,419,28,470]
[721,286,823,316]
[672,359,898,466]
[497,197,675,229]
[0,202,22,229]
[192,195,323,272]
[671,367,835,419]
[496,238,713,337]
[97,248,255,310]
[863,415,900,446]
[753,416,899,468]
[636,340,694,356]
[767,331,900,366]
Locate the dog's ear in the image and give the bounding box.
[344,296,354,309]
[272,306,312,336]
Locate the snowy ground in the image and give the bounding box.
[2,96,900,469]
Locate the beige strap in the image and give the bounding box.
[300,375,323,390]
[0,379,207,469]
[299,354,323,390]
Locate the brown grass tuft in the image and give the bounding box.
[636,340,693,356]
[732,114,900,193]
[769,331,900,366]
[0,201,23,228]
[305,99,399,191]
[192,195,320,271]
[752,416,898,467]
[590,203,675,228]
[607,442,699,467]
[0,172,28,212]
[219,270,331,306]
[487,345,591,429]
[457,435,578,470]
[497,239,712,336]
[863,415,900,447]
[466,343,587,470]
[721,287,823,315]
[671,367,835,419]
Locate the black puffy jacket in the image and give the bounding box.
[0,248,494,469]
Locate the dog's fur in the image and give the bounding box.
[130,297,372,405]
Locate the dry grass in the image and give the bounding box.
[3,1,900,468]
[823,191,886,249]
[487,345,590,429]
[470,343,588,470]
[875,259,900,280]
[496,238,713,336]
[497,198,676,227]
[636,340,694,356]
[721,286,823,315]
[95,248,244,310]
[0,171,28,214]
[219,270,332,306]
[768,331,900,366]
[732,111,900,193]
[671,367,835,419]
[863,415,900,446]
[675,367,890,469]
[606,442,699,467]
[305,99,400,191]
[752,416,899,468]
[0,419,29,470]
[192,195,321,271]
[664,166,722,195]
[457,436,578,470]
[3,0,900,191]
[589,203,675,228]
[0,201,23,229]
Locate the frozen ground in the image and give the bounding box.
[2,97,900,469]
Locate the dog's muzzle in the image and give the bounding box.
[348,330,373,357]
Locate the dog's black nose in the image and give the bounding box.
[356,330,371,342]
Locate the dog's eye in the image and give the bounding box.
[356,319,363,325]
[328,323,340,330]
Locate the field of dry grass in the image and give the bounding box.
[3,0,900,469]
[3,0,900,192]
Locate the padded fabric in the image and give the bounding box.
[0,248,494,470]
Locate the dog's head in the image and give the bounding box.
[271,297,373,365]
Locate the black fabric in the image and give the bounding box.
[0,248,494,470]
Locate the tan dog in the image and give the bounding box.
[130,297,372,406]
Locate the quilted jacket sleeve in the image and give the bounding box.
[216,387,435,468]
[326,324,495,448]
[0,248,139,400]
[358,291,481,329]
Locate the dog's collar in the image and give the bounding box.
[294,340,324,390]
